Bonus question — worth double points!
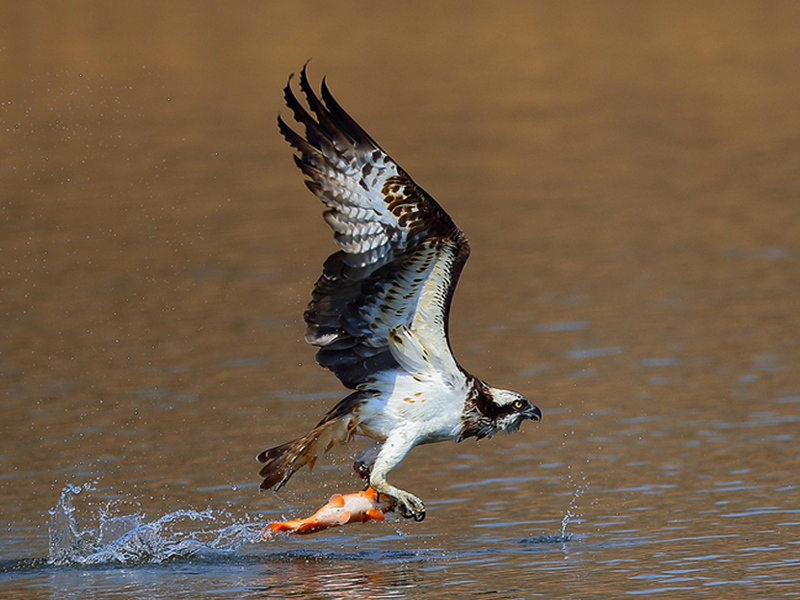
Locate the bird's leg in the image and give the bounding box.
[353,441,381,486]
[368,434,426,521]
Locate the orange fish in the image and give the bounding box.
[265,487,394,536]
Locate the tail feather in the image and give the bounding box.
[256,418,354,491]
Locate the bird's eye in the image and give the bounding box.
[513,400,524,410]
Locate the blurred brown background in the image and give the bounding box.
[2,2,799,573]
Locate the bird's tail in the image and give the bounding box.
[256,415,355,491]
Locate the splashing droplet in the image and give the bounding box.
[47,484,265,566]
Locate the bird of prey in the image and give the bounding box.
[257,67,541,521]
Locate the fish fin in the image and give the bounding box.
[333,511,351,526]
[366,508,385,521]
[293,520,327,535]
[328,493,346,507]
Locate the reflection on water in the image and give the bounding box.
[3,1,800,599]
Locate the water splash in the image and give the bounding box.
[556,511,575,542]
[520,480,586,545]
[48,483,264,566]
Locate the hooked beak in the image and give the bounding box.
[524,404,542,422]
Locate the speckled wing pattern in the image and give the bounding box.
[279,67,471,389]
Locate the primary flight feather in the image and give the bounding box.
[257,67,541,521]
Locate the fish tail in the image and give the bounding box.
[267,519,326,536]
[265,519,319,536]
[267,521,294,533]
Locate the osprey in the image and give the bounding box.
[257,67,541,521]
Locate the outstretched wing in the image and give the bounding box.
[280,67,470,389]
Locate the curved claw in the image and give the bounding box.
[399,506,426,521]
[392,490,426,521]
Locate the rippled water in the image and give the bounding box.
[2,2,800,599]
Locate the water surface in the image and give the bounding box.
[2,2,799,598]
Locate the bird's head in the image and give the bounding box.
[487,387,542,434]
[458,380,542,442]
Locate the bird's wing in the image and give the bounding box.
[280,67,470,389]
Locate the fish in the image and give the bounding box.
[265,487,394,536]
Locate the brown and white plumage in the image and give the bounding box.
[257,67,541,520]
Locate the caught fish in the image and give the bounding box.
[265,487,394,536]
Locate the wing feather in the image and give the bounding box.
[281,66,470,389]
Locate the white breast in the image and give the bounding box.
[357,370,469,445]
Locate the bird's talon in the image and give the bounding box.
[391,491,425,521]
